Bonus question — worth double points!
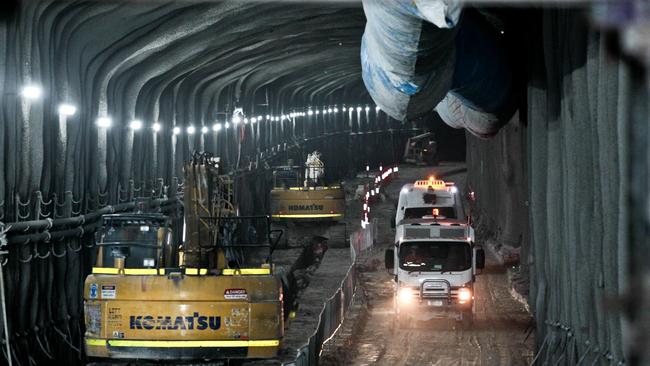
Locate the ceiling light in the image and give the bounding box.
[308,110,313,116]
[257,115,262,120]
[365,106,370,112]
[58,103,77,116]
[225,122,230,129]
[213,123,222,132]
[266,115,271,120]
[375,106,380,112]
[327,108,333,113]
[152,122,161,132]
[315,110,320,114]
[232,115,242,124]
[333,107,339,113]
[201,126,208,134]
[251,117,257,123]
[356,106,362,112]
[342,107,347,112]
[173,127,181,135]
[21,85,42,99]
[96,117,112,128]
[129,120,143,130]
[187,125,195,134]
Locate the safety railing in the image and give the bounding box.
[283,220,376,366]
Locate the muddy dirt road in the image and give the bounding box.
[348,164,534,366]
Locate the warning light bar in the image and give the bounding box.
[414,179,447,189]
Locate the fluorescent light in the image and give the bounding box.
[375,106,380,112]
[213,123,222,132]
[96,117,112,128]
[173,127,181,135]
[356,106,362,112]
[201,126,208,134]
[257,115,262,120]
[251,117,257,123]
[225,122,230,129]
[333,107,339,113]
[327,108,333,113]
[315,110,320,115]
[129,120,143,130]
[58,104,77,116]
[187,125,195,134]
[232,115,242,124]
[21,85,42,99]
[342,107,347,112]
[365,106,370,112]
[266,115,271,120]
[152,123,161,132]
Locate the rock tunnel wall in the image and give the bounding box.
[467,9,642,364]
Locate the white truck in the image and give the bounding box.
[393,177,464,228]
[386,178,484,328]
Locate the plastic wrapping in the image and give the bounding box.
[361,0,515,137]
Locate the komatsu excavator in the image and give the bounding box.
[84,152,283,363]
[269,151,346,247]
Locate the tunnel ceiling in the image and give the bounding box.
[3,1,370,128]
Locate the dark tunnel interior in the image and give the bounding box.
[0,1,648,366]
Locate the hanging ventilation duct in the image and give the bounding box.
[361,0,516,137]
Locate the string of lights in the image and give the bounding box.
[18,84,381,135]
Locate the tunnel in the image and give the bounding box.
[0,1,648,365]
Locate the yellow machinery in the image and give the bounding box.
[270,152,345,221]
[403,132,438,166]
[84,152,283,362]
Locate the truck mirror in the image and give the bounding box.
[476,248,485,270]
[385,249,394,270]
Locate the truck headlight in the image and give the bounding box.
[458,287,472,304]
[398,287,417,304]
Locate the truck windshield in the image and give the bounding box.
[399,241,471,271]
[404,206,457,219]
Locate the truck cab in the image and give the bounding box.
[385,219,485,327]
[394,177,463,227]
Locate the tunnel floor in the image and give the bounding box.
[327,165,535,365]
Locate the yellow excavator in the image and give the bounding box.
[270,151,346,247]
[84,152,283,363]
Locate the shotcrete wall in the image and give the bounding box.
[466,114,529,285]
[467,9,636,364]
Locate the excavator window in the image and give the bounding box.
[95,214,171,269]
